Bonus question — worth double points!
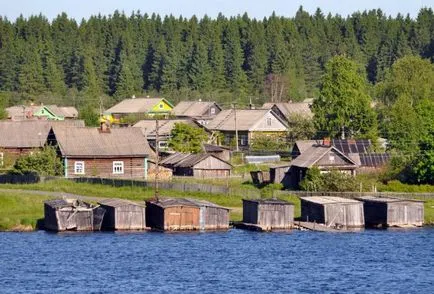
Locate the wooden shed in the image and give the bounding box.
[146,198,201,231]
[357,196,424,228]
[186,198,230,230]
[269,164,291,185]
[300,197,364,228]
[242,199,294,230]
[44,199,105,232]
[98,198,147,230]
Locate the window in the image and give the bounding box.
[158,141,168,149]
[329,154,335,162]
[74,161,85,174]
[113,161,124,174]
[159,103,164,109]
[240,134,248,146]
[210,107,216,115]
[266,117,272,126]
[0,152,3,167]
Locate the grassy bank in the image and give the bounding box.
[0,180,301,230]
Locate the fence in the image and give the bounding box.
[0,173,40,184]
[72,177,434,200]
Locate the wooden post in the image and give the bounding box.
[154,119,160,201]
[233,104,239,152]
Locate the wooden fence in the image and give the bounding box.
[72,177,434,200]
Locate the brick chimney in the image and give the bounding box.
[99,121,111,133]
[323,137,331,146]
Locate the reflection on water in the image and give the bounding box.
[0,228,433,293]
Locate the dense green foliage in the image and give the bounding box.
[249,134,288,151]
[312,56,377,140]
[0,8,433,107]
[168,122,208,153]
[300,168,358,192]
[12,147,63,176]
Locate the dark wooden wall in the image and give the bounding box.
[101,204,146,230]
[202,207,229,230]
[243,201,259,224]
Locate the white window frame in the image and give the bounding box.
[113,161,124,174]
[266,117,272,126]
[74,161,85,175]
[210,107,216,115]
[158,141,168,149]
[0,152,4,167]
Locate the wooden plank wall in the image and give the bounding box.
[203,207,229,230]
[388,202,424,226]
[67,157,145,179]
[257,204,294,229]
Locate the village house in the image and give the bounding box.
[104,97,174,122]
[0,120,84,168]
[47,124,155,179]
[206,109,288,149]
[171,100,222,125]
[160,152,232,178]
[6,104,78,121]
[285,144,358,189]
[262,100,313,123]
[133,119,200,151]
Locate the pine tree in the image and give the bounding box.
[188,40,212,92]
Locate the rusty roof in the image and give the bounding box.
[172,101,220,117]
[0,120,84,148]
[105,98,172,114]
[51,126,155,158]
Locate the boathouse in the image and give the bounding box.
[186,198,230,230]
[300,197,364,228]
[357,196,424,227]
[146,198,201,231]
[242,199,294,230]
[99,199,147,230]
[44,199,105,232]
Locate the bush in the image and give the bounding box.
[13,147,63,176]
[300,168,358,192]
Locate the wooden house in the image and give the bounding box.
[47,124,155,179]
[98,199,147,230]
[133,119,200,151]
[242,199,294,230]
[171,101,222,125]
[203,143,231,162]
[206,109,288,149]
[160,153,232,178]
[44,199,106,232]
[105,97,173,122]
[6,104,78,121]
[300,197,364,228]
[262,100,313,123]
[146,198,229,231]
[357,196,424,228]
[286,145,358,189]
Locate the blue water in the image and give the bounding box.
[0,229,433,293]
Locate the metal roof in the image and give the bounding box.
[105,98,172,114]
[51,126,155,158]
[359,153,391,167]
[300,196,361,204]
[290,145,357,168]
[147,198,200,208]
[243,198,294,205]
[172,101,220,117]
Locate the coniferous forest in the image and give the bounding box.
[0,7,433,109]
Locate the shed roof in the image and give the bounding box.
[243,198,294,205]
[185,198,229,210]
[300,196,361,204]
[172,101,220,117]
[44,199,94,209]
[50,126,155,158]
[206,109,287,131]
[133,119,198,137]
[160,152,231,169]
[48,105,78,118]
[290,145,357,168]
[147,198,200,208]
[356,196,424,203]
[0,120,84,148]
[262,101,313,118]
[98,198,146,208]
[203,143,231,152]
[105,98,173,114]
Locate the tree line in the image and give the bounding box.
[0,7,432,109]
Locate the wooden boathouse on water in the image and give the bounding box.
[357,196,424,228]
[240,199,294,231]
[300,197,364,229]
[146,198,229,231]
[98,199,147,230]
[44,199,105,232]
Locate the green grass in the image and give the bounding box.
[0,192,52,231]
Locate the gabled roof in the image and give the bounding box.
[300,196,361,204]
[0,120,84,148]
[172,101,221,117]
[206,109,287,131]
[105,98,173,114]
[147,197,227,209]
[290,145,357,168]
[133,119,198,138]
[262,101,313,118]
[203,143,231,152]
[98,198,146,208]
[6,105,78,120]
[160,152,231,168]
[47,105,78,118]
[294,139,373,155]
[50,126,155,159]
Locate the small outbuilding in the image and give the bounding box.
[146,198,229,231]
[44,199,105,232]
[300,197,364,228]
[98,198,147,230]
[242,199,294,230]
[357,196,424,228]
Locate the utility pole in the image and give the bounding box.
[233,103,239,152]
[154,119,160,201]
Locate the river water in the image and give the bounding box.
[0,228,433,293]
